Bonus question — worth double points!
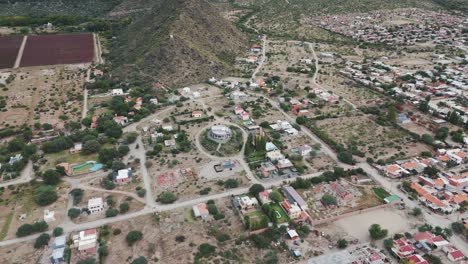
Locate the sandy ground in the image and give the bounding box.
[333,207,412,241]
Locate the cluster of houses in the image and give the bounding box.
[234,106,251,121]
[233,186,312,228]
[310,9,468,47]
[180,86,201,99]
[382,148,467,179]
[339,55,468,126]
[390,231,465,263]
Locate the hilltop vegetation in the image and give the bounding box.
[0,0,124,16]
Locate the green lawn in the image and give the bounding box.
[373,187,390,200]
[0,212,13,240]
[244,210,269,231]
[271,203,290,224]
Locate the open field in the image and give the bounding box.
[0,65,85,129]
[315,114,431,161]
[20,34,94,67]
[0,35,22,69]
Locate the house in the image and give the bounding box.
[53,235,66,249]
[266,150,285,161]
[87,197,104,214]
[276,158,293,169]
[162,125,173,131]
[280,200,302,219]
[287,229,299,240]
[258,190,272,204]
[250,44,262,52]
[283,186,308,210]
[448,249,465,262]
[69,143,82,154]
[150,98,158,105]
[113,116,128,126]
[114,168,132,185]
[392,237,415,258]
[246,56,258,63]
[329,181,354,203]
[192,203,209,219]
[234,196,258,211]
[285,128,299,136]
[90,116,98,128]
[164,139,176,147]
[50,247,65,264]
[406,254,429,264]
[384,164,409,178]
[75,229,98,255]
[8,154,23,165]
[298,145,312,156]
[241,112,250,121]
[110,89,124,96]
[234,106,244,115]
[259,162,278,177]
[192,111,203,118]
[265,142,278,152]
[413,231,449,248]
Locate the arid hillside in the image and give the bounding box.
[109,0,247,87]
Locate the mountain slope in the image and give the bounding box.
[0,0,123,16]
[109,0,247,87]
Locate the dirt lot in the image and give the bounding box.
[0,65,85,129]
[71,189,144,224]
[0,182,69,240]
[315,114,431,161]
[102,198,292,264]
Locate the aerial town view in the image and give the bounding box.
[0,0,467,263]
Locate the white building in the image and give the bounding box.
[210,125,232,141]
[87,197,104,214]
[110,89,124,96]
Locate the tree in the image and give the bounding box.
[106,208,119,217]
[296,116,307,125]
[42,169,61,185]
[197,243,216,258]
[53,227,63,236]
[451,222,466,234]
[68,208,81,219]
[118,145,130,156]
[34,233,50,249]
[119,202,130,213]
[412,207,422,216]
[34,185,58,206]
[423,166,439,178]
[77,258,96,264]
[223,179,239,189]
[435,127,449,141]
[126,132,138,143]
[337,151,354,165]
[421,134,434,145]
[82,140,101,154]
[424,255,442,264]
[269,191,282,203]
[126,230,143,246]
[158,191,177,204]
[131,256,148,264]
[369,224,388,240]
[321,194,337,206]
[249,184,265,197]
[337,239,348,248]
[16,224,34,237]
[383,238,394,250]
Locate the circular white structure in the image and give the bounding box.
[210,125,232,141]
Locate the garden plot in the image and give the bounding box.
[0,65,85,129]
[315,114,430,160]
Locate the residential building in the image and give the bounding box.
[50,247,65,264]
[283,186,308,210]
[210,125,232,140]
[280,200,302,219]
[287,229,299,240]
[74,229,98,256]
[192,203,209,219]
[259,162,278,177]
[258,190,272,204]
[8,154,23,165]
[298,145,312,156]
[87,197,104,214]
[113,116,128,126]
[391,237,415,258]
[114,168,132,185]
[110,89,124,95]
[192,111,203,118]
[69,143,82,154]
[276,158,293,169]
[234,196,258,211]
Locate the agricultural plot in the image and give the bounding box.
[20,34,94,67]
[0,35,22,69]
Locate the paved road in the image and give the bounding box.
[0,160,33,188]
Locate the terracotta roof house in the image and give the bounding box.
[193,203,209,219]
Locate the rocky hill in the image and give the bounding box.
[109,0,247,87]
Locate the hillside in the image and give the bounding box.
[0,0,123,16]
[109,0,247,87]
